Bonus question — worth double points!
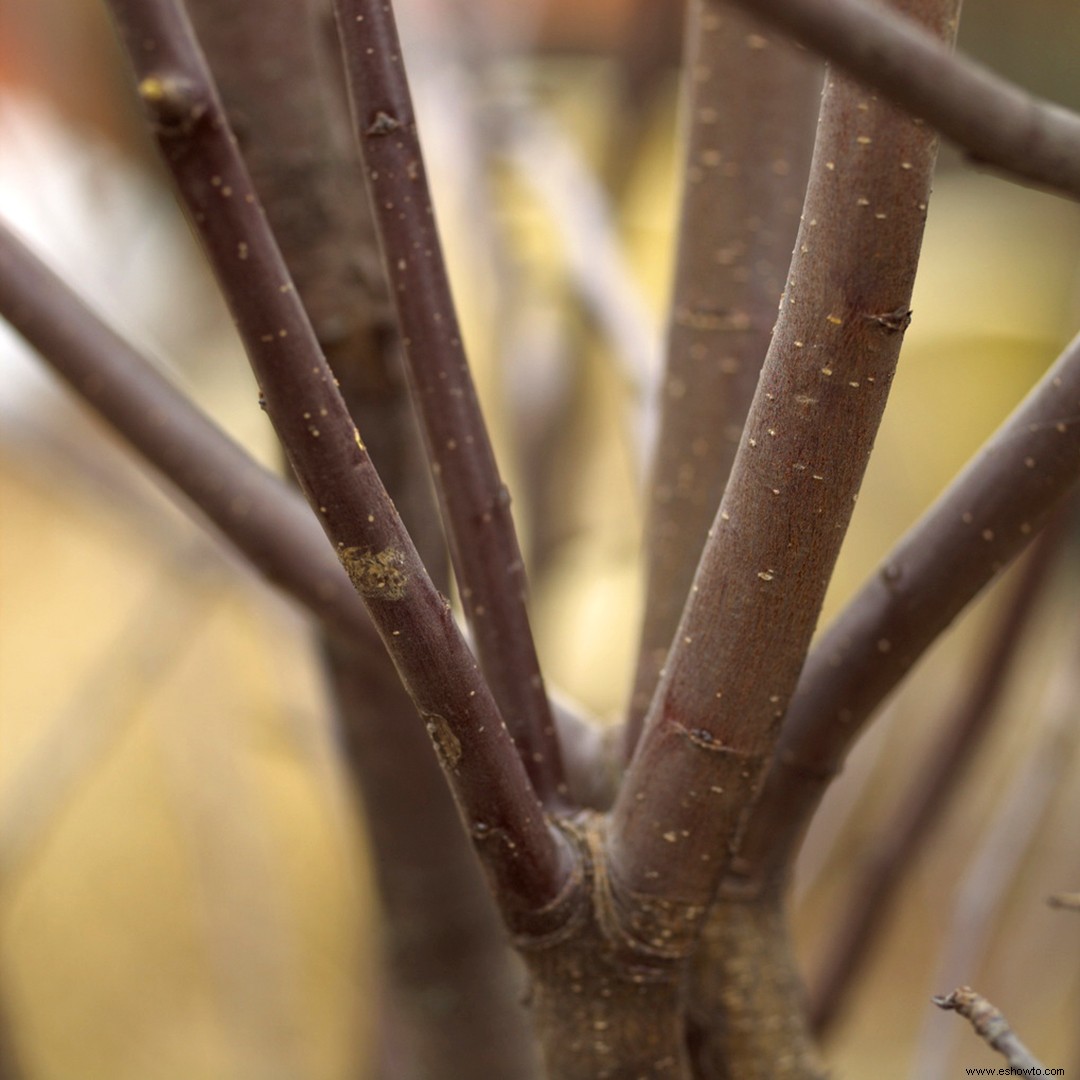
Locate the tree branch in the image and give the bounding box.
[0,220,376,648]
[932,988,1047,1075]
[910,626,1080,1079]
[624,0,821,756]
[809,517,1067,1035]
[730,0,1080,201]
[332,0,566,805]
[733,331,1080,893]
[608,0,959,923]
[103,0,574,919]
[177,3,542,1073]
[322,640,540,1080]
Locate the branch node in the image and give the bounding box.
[137,73,207,135]
[366,110,402,136]
[864,306,912,333]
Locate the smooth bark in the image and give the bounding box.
[626,0,821,752]
[104,0,574,918]
[333,0,565,805]
[731,0,1080,200]
[611,0,960,919]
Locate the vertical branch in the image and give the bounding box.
[625,0,820,752]
[333,0,566,805]
[610,0,961,921]
[182,0,445,574]
[809,518,1066,1035]
[103,0,574,917]
[323,641,540,1080]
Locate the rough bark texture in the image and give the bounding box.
[688,893,824,1079]
[520,817,693,1080]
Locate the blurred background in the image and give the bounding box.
[1,0,1079,1077]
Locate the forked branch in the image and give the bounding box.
[731,0,1080,200]
[609,0,960,921]
[103,0,573,918]
[625,0,820,754]
[735,330,1080,892]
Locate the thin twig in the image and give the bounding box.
[733,329,1080,893]
[910,620,1080,1080]
[332,0,565,805]
[808,517,1068,1034]
[932,988,1047,1074]
[608,0,960,923]
[730,0,1080,201]
[103,0,574,918]
[624,0,821,756]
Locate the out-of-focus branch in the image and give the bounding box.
[932,988,1047,1074]
[495,94,660,471]
[0,222,376,648]
[103,0,574,919]
[609,0,959,924]
[734,331,1080,893]
[909,617,1080,1080]
[0,547,212,887]
[730,0,1080,201]
[332,0,566,806]
[809,517,1067,1035]
[1048,892,1080,911]
[624,0,820,755]
[323,640,540,1079]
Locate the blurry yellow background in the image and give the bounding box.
[3,1,1080,1078]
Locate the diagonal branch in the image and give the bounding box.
[608,0,960,924]
[0,220,375,648]
[734,331,1080,893]
[808,517,1067,1035]
[624,0,821,756]
[730,0,1080,201]
[932,988,1047,1075]
[178,4,540,1074]
[102,0,574,919]
[332,0,565,805]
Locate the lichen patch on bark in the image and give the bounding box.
[424,712,462,770]
[338,544,408,600]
